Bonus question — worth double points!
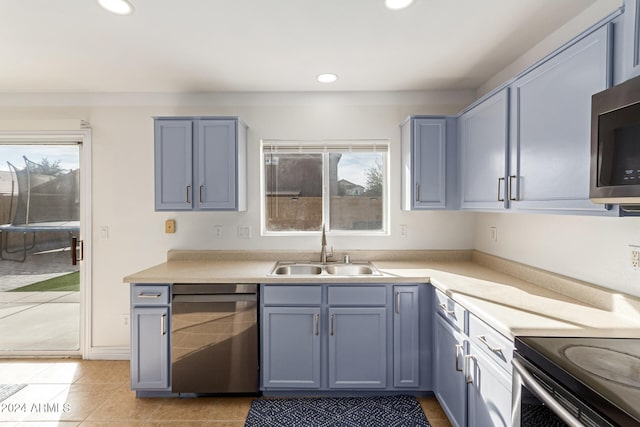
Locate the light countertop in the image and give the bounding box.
[123,250,640,341]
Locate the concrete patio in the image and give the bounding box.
[0,248,80,352]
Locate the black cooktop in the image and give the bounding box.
[515,336,640,426]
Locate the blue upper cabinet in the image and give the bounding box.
[459,89,510,211]
[401,117,457,210]
[509,25,614,214]
[154,120,193,211]
[624,0,640,79]
[154,117,247,211]
[197,120,239,210]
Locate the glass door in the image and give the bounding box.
[0,142,81,354]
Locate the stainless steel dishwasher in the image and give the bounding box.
[171,284,259,394]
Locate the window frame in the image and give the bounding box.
[260,139,390,236]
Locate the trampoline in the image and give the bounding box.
[0,156,79,262]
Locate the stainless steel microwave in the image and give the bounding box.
[591,74,640,206]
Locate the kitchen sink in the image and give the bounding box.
[272,264,323,275]
[325,264,376,275]
[269,261,382,277]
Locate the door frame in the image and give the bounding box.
[0,129,92,358]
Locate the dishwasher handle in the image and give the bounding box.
[173,294,257,303]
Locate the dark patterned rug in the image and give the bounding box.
[0,384,26,402]
[245,395,430,427]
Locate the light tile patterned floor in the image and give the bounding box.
[0,359,452,426]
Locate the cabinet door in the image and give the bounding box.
[625,0,640,79]
[393,286,419,388]
[154,120,193,210]
[262,307,321,389]
[467,343,512,427]
[459,89,509,210]
[434,315,467,427]
[197,119,237,210]
[131,306,170,390]
[509,25,612,214]
[401,118,448,210]
[328,307,387,389]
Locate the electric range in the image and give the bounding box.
[513,336,640,426]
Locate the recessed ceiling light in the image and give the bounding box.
[98,0,135,15]
[317,73,338,83]
[385,0,414,10]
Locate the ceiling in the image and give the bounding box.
[0,0,610,93]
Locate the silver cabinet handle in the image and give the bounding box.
[455,344,464,372]
[161,314,166,336]
[330,313,335,336]
[138,293,162,298]
[396,292,401,314]
[314,313,319,336]
[439,303,455,316]
[497,177,505,202]
[512,359,583,427]
[477,335,503,353]
[464,354,474,384]
[199,185,204,203]
[508,175,517,201]
[186,185,191,204]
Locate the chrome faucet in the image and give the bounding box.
[320,224,333,263]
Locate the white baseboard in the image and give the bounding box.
[86,346,130,360]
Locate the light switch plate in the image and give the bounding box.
[165,219,176,234]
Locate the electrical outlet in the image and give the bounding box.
[632,247,639,270]
[214,225,223,239]
[121,314,129,327]
[238,225,251,239]
[400,224,407,238]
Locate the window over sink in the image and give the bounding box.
[261,140,389,235]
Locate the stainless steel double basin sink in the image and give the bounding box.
[269,260,382,277]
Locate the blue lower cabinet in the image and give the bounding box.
[262,307,321,389]
[328,307,387,389]
[130,284,171,392]
[433,290,514,427]
[393,286,420,388]
[130,305,170,390]
[434,314,467,427]
[261,283,426,392]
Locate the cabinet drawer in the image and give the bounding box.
[434,289,466,332]
[131,284,170,306]
[328,286,386,306]
[468,313,513,373]
[263,285,322,306]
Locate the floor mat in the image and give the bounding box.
[245,395,430,427]
[0,384,26,402]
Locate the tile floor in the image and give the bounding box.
[0,359,453,426]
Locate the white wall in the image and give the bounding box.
[0,90,477,349]
[474,213,640,297]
